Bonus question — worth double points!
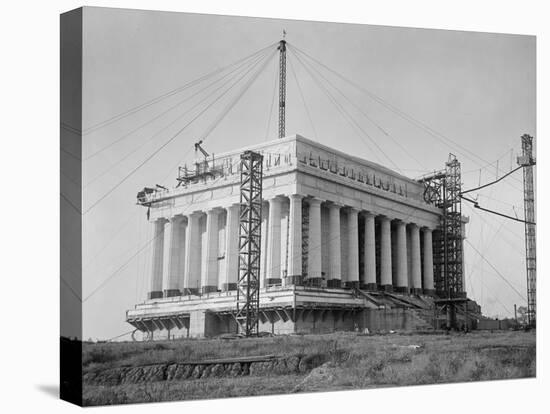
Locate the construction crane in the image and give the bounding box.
[278,32,287,139]
[517,134,536,328]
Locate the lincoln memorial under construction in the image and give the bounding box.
[126,134,478,338]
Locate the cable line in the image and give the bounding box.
[461,165,523,195]
[290,45,424,170]
[288,54,318,141]
[465,238,526,302]
[461,195,535,225]
[84,50,271,188]
[291,43,524,188]
[84,47,272,161]
[80,42,278,135]
[82,50,275,214]
[199,49,277,142]
[293,49,399,170]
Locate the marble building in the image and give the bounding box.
[126,134,454,338]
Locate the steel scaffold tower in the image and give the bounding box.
[517,134,536,327]
[236,150,264,336]
[420,154,466,329]
[278,38,287,138]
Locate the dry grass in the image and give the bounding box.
[82,330,535,406]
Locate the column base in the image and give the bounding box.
[201,285,218,294]
[148,291,163,300]
[304,277,323,287]
[394,286,409,294]
[410,288,423,295]
[286,275,303,286]
[326,279,341,288]
[423,288,435,296]
[182,288,199,296]
[364,283,378,291]
[344,281,360,289]
[266,278,282,287]
[381,284,393,292]
[164,289,181,298]
[221,283,237,292]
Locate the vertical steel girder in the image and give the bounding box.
[278,40,287,139]
[519,134,536,328]
[235,150,264,336]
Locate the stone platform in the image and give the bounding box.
[126,285,441,339]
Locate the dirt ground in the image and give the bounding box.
[82,330,536,406]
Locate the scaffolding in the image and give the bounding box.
[277,39,287,139]
[419,154,466,329]
[517,134,536,328]
[301,198,310,286]
[235,150,264,336]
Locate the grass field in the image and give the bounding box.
[82,330,535,406]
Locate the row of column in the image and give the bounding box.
[148,204,240,299]
[147,195,435,299]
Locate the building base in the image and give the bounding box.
[326,279,341,288]
[148,291,163,299]
[266,278,282,287]
[344,281,360,289]
[394,286,409,294]
[286,275,303,285]
[164,289,181,298]
[221,283,237,292]
[201,286,218,294]
[182,288,199,296]
[364,283,378,291]
[381,284,393,292]
[128,286,481,339]
[410,288,423,295]
[423,289,435,296]
[304,277,323,287]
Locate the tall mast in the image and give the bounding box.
[517,134,536,328]
[278,32,287,139]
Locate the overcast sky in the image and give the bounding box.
[72,6,535,340]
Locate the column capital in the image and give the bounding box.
[186,210,203,219]
[267,195,284,204]
[308,197,323,206]
[346,206,360,214]
[169,214,185,223]
[206,207,223,215]
[421,226,434,232]
[328,201,344,209]
[362,210,376,218]
[287,193,304,200]
[379,215,392,223]
[221,202,240,211]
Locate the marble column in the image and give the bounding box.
[363,212,377,290]
[395,220,409,293]
[183,212,201,295]
[148,218,166,299]
[287,194,303,285]
[165,215,186,297]
[307,198,323,286]
[202,208,221,294]
[380,216,393,291]
[346,208,360,289]
[266,197,283,286]
[410,224,422,295]
[422,228,435,295]
[222,204,240,291]
[327,203,342,288]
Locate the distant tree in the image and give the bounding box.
[516,306,529,325]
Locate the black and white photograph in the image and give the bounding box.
[59,4,539,407]
[3,1,547,412]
